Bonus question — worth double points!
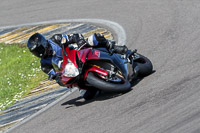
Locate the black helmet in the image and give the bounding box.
[27,33,48,58]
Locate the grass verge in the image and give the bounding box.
[0,43,47,111]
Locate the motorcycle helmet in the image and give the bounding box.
[27,33,49,58]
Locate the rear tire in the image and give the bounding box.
[86,72,131,92]
[135,54,153,77]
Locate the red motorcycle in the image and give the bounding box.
[55,42,153,96]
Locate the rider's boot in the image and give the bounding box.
[106,40,128,55]
[79,88,101,100]
[113,45,128,54]
[89,33,128,55]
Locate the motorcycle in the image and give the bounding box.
[53,42,153,99]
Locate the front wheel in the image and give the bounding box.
[86,72,131,92]
[134,54,153,77]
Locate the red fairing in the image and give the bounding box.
[78,48,100,63]
[60,47,101,85]
[61,75,73,85]
[60,47,78,85]
[62,47,78,67]
[84,66,109,80]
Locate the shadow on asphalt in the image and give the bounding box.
[61,71,156,108]
[61,91,129,108]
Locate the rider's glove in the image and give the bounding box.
[50,34,67,47]
[47,72,64,85]
[48,69,56,80]
[48,73,64,86]
[51,34,62,45]
[48,74,56,81]
[94,33,106,41]
[72,33,84,42]
[54,73,65,86]
[94,33,107,45]
[72,33,87,48]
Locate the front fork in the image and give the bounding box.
[121,49,140,81]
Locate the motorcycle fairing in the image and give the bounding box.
[78,48,100,63]
[99,50,129,80]
[84,66,109,80]
[81,47,129,80]
[60,47,79,85]
[60,47,129,85]
[62,47,78,68]
[60,47,101,85]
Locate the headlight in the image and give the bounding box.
[63,62,79,77]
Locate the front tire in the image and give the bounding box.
[86,72,131,92]
[135,54,153,77]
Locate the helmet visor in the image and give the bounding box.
[31,44,46,58]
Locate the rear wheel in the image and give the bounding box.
[134,54,153,77]
[86,72,131,92]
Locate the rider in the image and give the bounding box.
[27,32,128,99]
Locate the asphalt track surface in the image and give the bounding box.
[1,0,200,133]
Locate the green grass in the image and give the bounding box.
[0,43,47,111]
